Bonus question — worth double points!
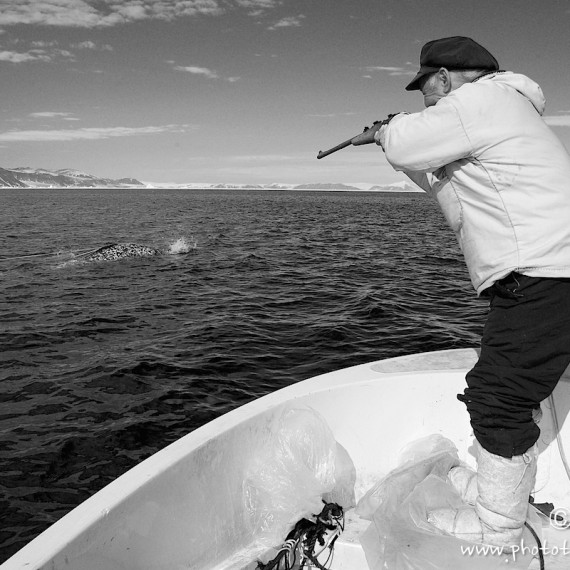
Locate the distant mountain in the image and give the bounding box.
[0,167,144,189]
[208,183,266,189]
[292,182,361,190]
[264,183,292,190]
[0,167,27,188]
[368,181,420,192]
[199,182,420,192]
[0,166,421,192]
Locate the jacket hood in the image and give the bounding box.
[477,71,546,115]
[475,71,546,115]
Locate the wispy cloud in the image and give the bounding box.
[235,0,277,16]
[29,112,76,119]
[174,65,219,79]
[0,39,113,64]
[0,1,279,28]
[363,65,416,76]
[543,114,570,127]
[172,63,240,82]
[30,40,59,48]
[0,124,193,142]
[0,50,50,63]
[71,40,113,51]
[0,47,74,63]
[268,15,305,30]
[236,0,277,9]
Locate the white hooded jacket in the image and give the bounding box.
[382,72,570,295]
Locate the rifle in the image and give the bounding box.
[316,114,397,159]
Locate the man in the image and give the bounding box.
[374,36,570,548]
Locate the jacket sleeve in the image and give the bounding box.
[402,170,433,193]
[384,96,474,172]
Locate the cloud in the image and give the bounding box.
[71,40,113,51]
[0,124,193,142]
[174,65,219,79]
[543,115,570,127]
[172,64,240,82]
[2,49,73,62]
[0,39,113,65]
[0,47,74,63]
[236,0,277,9]
[0,50,50,63]
[363,66,416,76]
[30,40,59,48]
[0,1,279,28]
[29,112,75,118]
[268,14,305,30]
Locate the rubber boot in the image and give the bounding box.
[428,443,538,548]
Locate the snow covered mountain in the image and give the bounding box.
[0,167,144,188]
[0,167,27,188]
[161,182,421,192]
[0,166,421,192]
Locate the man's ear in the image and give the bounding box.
[437,67,454,94]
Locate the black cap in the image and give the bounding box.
[405,36,499,91]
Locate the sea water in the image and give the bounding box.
[0,188,487,561]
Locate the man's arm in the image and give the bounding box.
[380,97,473,172]
[374,118,433,193]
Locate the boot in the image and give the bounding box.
[428,442,538,548]
[448,409,543,507]
[476,443,538,546]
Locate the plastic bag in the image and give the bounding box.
[323,441,356,510]
[243,404,355,549]
[357,435,539,570]
[356,435,460,521]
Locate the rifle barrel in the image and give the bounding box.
[317,137,354,159]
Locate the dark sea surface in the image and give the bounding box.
[0,188,487,561]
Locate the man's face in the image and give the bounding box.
[419,72,447,108]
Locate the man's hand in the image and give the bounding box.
[351,114,400,146]
[350,122,384,146]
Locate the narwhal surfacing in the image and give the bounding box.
[81,243,162,262]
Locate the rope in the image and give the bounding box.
[257,502,343,570]
[523,392,570,570]
[72,244,115,260]
[0,245,113,263]
[524,521,545,570]
[549,393,570,483]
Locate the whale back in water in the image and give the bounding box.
[82,243,162,262]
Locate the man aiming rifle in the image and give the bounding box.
[320,36,570,550]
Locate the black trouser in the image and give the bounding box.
[458,272,570,458]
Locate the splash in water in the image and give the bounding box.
[167,237,197,254]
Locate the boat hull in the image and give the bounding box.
[3,348,570,569]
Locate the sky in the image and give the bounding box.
[1,0,569,186]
